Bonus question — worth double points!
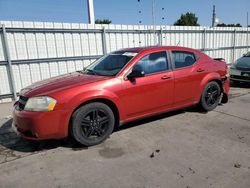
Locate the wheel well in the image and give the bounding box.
[69,98,120,134]
[211,79,228,103]
[199,79,223,102]
[211,79,223,92]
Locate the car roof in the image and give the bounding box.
[114,46,201,54]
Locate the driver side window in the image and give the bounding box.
[135,51,168,75]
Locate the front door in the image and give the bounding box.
[121,51,174,117]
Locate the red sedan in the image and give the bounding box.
[13,46,230,146]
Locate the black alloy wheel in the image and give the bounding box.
[200,81,221,111]
[71,102,115,146]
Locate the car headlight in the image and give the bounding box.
[24,96,57,112]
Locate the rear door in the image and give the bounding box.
[171,51,207,105]
[121,51,174,117]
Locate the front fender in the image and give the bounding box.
[66,89,124,120]
[49,88,124,138]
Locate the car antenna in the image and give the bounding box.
[176,40,180,46]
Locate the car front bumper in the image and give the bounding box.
[13,106,71,140]
[230,68,250,83]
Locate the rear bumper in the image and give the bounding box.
[221,77,230,103]
[223,77,230,94]
[13,107,71,140]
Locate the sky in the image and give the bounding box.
[0,0,249,26]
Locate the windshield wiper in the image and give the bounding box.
[85,69,100,75]
[76,70,85,74]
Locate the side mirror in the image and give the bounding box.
[127,68,145,80]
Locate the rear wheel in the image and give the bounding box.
[71,102,115,146]
[200,81,221,111]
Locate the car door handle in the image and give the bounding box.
[197,68,205,72]
[161,75,171,80]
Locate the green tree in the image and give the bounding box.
[174,12,200,26]
[95,19,112,24]
[217,23,242,27]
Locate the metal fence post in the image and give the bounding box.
[212,27,216,57]
[247,27,249,52]
[158,27,163,46]
[1,24,17,101]
[202,28,206,52]
[101,27,107,55]
[232,29,236,63]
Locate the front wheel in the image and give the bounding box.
[200,81,221,112]
[70,102,115,146]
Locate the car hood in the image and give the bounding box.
[20,71,110,97]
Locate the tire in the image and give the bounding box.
[200,81,221,112]
[70,102,115,146]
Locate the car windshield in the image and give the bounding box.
[85,52,137,76]
[236,56,250,68]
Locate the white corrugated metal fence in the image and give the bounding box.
[0,21,249,102]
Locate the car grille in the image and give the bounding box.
[17,96,29,111]
[235,66,250,71]
[230,75,250,81]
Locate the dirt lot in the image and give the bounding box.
[0,85,250,188]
